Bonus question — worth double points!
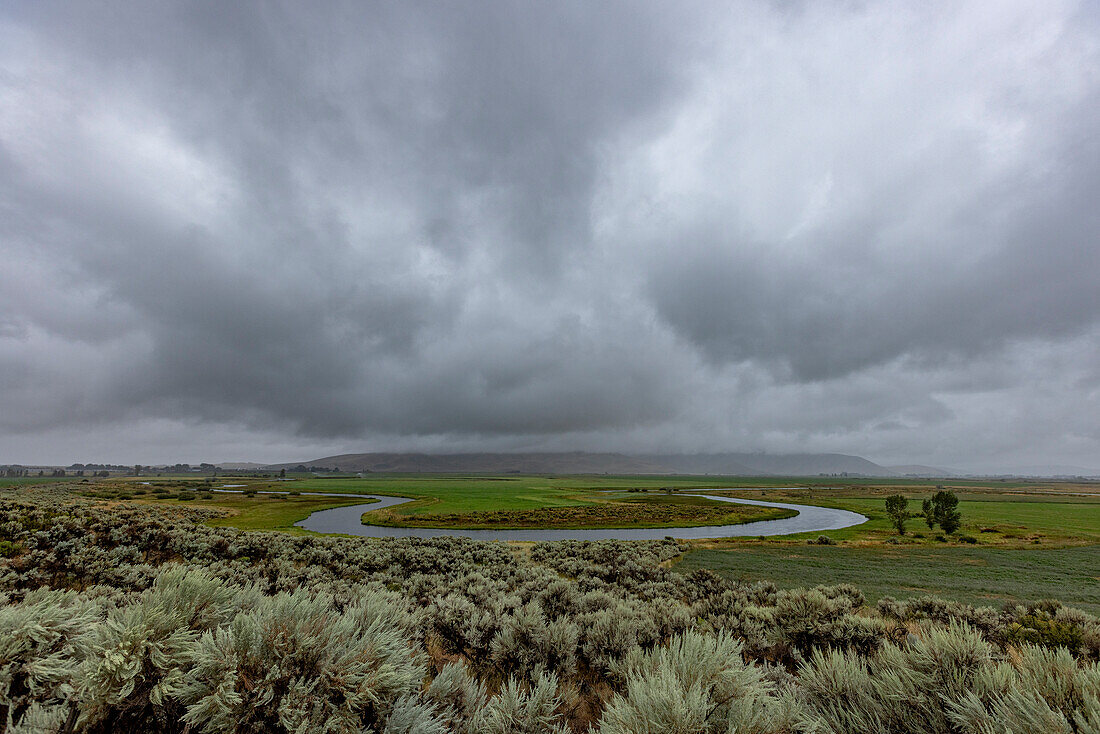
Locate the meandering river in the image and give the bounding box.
[263,490,868,541]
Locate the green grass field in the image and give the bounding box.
[696,488,1100,544]
[673,487,1100,613]
[133,480,1100,611]
[205,475,807,529]
[675,545,1100,614]
[13,475,1100,609]
[89,476,797,530]
[202,495,377,532]
[82,473,1100,538]
[285,474,761,515]
[0,477,76,488]
[833,495,1100,542]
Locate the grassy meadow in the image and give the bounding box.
[81,475,799,530]
[62,472,1100,609]
[0,476,78,489]
[5,482,1099,732]
[202,495,379,532]
[676,545,1100,614]
[675,484,1100,613]
[78,472,1100,539]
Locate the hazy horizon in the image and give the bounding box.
[2,2,1099,472]
[6,451,1099,479]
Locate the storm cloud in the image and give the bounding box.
[1,1,1099,470]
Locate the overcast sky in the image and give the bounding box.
[2,1,1099,471]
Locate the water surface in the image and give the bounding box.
[287,491,866,541]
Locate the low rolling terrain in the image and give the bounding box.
[67,473,1100,611]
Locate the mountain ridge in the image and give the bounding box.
[270,451,899,476]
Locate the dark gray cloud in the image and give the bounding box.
[1,1,1099,470]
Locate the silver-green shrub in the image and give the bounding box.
[75,566,242,732]
[471,672,569,734]
[600,629,800,734]
[489,601,579,681]
[1,485,1099,732]
[423,662,488,733]
[797,621,1100,734]
[180,588,425,733]
[0,589,97,731]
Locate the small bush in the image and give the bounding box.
[76,568,241,731]
[0,589,99,730]
[602,630,798,734]
[959,535,977,544]
[180,589,426,732]
[1004,614,1083,651]
[809,535,836,546]
[935,534,948,542]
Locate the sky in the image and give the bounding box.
[1,1,1099,472]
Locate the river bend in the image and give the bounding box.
[273,490,867,540]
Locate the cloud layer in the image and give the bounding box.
[2,1,1099,469]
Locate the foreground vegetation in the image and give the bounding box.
[0,483,1098,732]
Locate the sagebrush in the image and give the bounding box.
[0,486,1097,733]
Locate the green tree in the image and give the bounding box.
[884,495,909,534]
[931,490,961,534]
[921,491,962,535]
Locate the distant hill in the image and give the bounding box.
[273,451,897,476]
[271,452,670,474]
[634,454,757,475]
[887,464,963,477]
[995,465,1100,478]
[644,453,897,477]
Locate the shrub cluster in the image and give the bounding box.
[0,485,1096,732]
